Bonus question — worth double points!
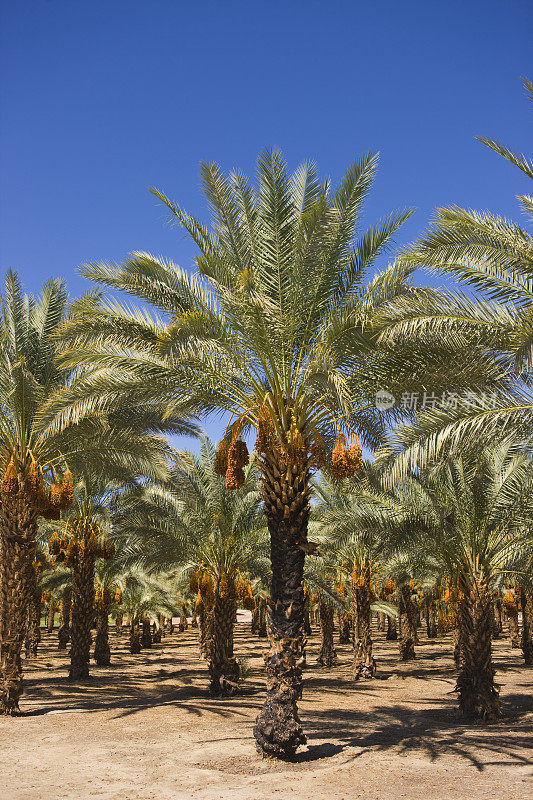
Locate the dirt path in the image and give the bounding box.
[1,620,531,800]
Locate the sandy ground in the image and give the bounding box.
[0,616,531,800]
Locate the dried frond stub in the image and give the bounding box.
[214,439,229,476]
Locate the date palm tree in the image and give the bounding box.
[114,437,269,695]
[379,79,533,474]
[0,272,73,714]
[396,442,533,720]
[313,473,400,676]
[50,150,491,755]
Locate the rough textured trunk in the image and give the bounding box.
[506,606,520,648]
[425,598,437,639]
[317,603,337,667]
[256,596,267,638]
[129,621,141,654]
[253,448,308,758]
[94,603,111,666]
[520,587,533,666]
[69,546,95,680]
[377,612,386,632]
[386,614,397,640]
[0,492,37,714]
[46,601,55,633]
[398,585,416,661]
[152,621,162,644]
[209,579,240,695]
[339,612,351,644]
[353,570,375,679]
[57,587,71,650]
[303,603,312,637]
[179,606,188,632]
[456,582,500,720]
[114,611,123,636]
[494,597,503,633]
[141,618,152,648]
[24,566,41,658]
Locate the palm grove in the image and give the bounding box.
[0,80,532,760]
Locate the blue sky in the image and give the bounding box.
[0,0,531,445]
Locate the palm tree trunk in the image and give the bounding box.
[398,585,416,661]
[129,620,141,653]
[141,618,152,648]
[209,581,240,696]
[25,566,41,658]
[179,605,188,632]
[57,587,71,650]
[114,611,123,636]
[520,587,533,666]
[385,614,397,640]
[46,602,54,633]
[456,582,500,720]
[339,612,351,644]
[253,449,308,758]
[257,596,267,638]
[69,547,95,680]
[353,571,375,679]
[506,606,520,648]
[0,493,37,715]
[317,602,337,667]
[303,602,312,636]
[494,597,503,633]
[425,598,437,639]
[94,603,111,666]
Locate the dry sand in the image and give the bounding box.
[1,617,531,800]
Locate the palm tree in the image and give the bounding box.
[0,273,74,714]
[313,473,400,676]
[47,455,169,679]
[93,559,124,666]
[378,79,533,473]
[117,571,176,654]
[115,438,269,695]
[52,150,489,756]
[396,442,533,720]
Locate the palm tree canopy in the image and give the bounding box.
[47,149,497,461]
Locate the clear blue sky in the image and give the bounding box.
[0,0,531,445]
